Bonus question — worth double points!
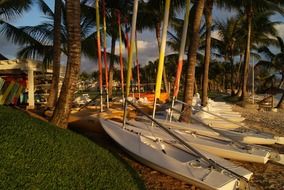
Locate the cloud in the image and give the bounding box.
[135,40,159,64]
[111,31,160,65]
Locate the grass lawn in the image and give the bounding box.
[0,106,145,189]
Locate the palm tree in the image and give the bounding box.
[257,36,284,108]
[212,15,244,95]
[201,0,213,106]
[0,0,98,61]
[179,0,205,122]
[139,60,158,86]
[227,0,284,102]
[103,0,128,100]
[47,0,62,109]
[107,13,119,100]
[212,9,280,98]
[51,0,81,128]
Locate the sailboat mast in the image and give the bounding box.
[173,0,191,98]
[123,0,139,127]
[169,0,191,121]
[135,30,141,99]
[96,0,103,112]
[125,0,139,97]
[152,0,171,118]
[118,10,125,98]
[102,0,109,108]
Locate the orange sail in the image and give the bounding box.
[96,0,103,111]
[173,0,191,98]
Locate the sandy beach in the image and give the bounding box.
[231,105,284,190]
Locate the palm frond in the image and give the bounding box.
[37,0,54,19]
[258,46,275,60]
[17,44,53,63]
[255,60,273,69]
[0,21,42,46]
[0,0,33,21]
[21,23,54,45]
[81,31,98,60]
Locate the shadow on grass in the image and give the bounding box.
[68,125,146,190]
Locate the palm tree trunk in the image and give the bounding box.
[241,5,253,102]
[51,0,81,128]
[108,36,116,100]
[155,22,169,93]
[236,54,243,97]
[278,73,284,88]
[47,0,61,109]
[201,0,213,107]
[194,78,198,94]
[230,57,235,96]
[180,0,205,123]
[235,54,243,94]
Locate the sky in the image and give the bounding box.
[0,1,284,73]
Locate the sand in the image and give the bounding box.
[231,105,284,190]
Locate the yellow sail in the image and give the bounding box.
[154,0,171,99]
[126,0,139,97]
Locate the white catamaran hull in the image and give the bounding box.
[127,120,270,164]
[193,117,244,129]
[158,119,281,145]
[100,119,252,190]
